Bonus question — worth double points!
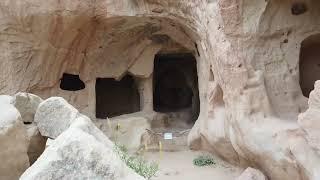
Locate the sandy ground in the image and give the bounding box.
[143,150,243,180]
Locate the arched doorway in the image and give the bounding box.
[299,34,320,97]
[153,53,200,124]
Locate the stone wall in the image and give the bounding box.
[2,0,320,179]
[0,0,206,120]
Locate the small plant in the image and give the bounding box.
[193,155,216,167]
[114,143,159,179]
[116,143,128,153]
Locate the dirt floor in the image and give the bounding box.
[143,150,243,180]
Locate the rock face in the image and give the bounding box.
[21,99,144,180]
[236,167,266,180]
[0,96,30,180]
[11,93,43,123]
[1,0,320,180]
[95,113,151,151]
[35,97,79,138]
[298,80,320,150]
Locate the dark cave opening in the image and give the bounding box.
[299,34,320,98]
[153,53,200,123]
[291,2,308,15]
[95,75,140,119]
[60,73,85,91]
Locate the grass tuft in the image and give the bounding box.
[114,143,158,179]
[193,155,216,167]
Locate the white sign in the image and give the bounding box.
[164,133,173,140]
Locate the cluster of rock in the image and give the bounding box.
[1,91,271,180]
[1,1,320,179]
[0,93,144,180]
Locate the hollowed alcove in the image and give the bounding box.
[95,75,140,118]
[153,53,200,124]
[60,73,85,91]
[299,34,320,97]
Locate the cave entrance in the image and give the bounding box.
[60,73,85,91]
[299,34,320,97]
[153,53,200,126]
[95,75,140,119]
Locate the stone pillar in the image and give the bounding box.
[138,76,154,112]
[87,80,96,120]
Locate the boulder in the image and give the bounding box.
[236,167,267,180]
[69,114,115,149]
[0,96,30,179]
[0,95,12,104]
[20,115,145,180]
[34,97,79,138]
[11,93,43,123]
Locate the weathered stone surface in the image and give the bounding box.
[25,124,46,165]
[0,95,12,104]
[95,113,151,150]
[45,138,54,148]
[12,92,43,123]
[11,92,47,165]
[0,96,29,179]
[1,1,320,180]
[236,167,266,180]
[298,80,320,150]
[128,44,162,78]
[21,115,144,180]
[34,97,79,138]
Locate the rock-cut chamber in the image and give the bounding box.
[153,53,200,124]
[95,75,140,118]
[300,34,320,97]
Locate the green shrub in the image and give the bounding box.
[193,155,216,167]
[116,143,128,153]
[114,143,158,179]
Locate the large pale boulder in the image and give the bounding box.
[21,115,144,180]
[34,97,79,138]
[11,93,43,123]
[236,167,266,180]
[0,95,12,104]
[0,95,30,179]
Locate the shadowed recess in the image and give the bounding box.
[153,53,200,122]
[60,73,85,91]
[299,34,320,97]
[95,75,140,118]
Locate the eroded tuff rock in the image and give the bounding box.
[11,92,43,123]
[299,80,320,150]
[21,99,144,180]
[1,0,320,180]
[35,97,80,139]
[236,167,266,180]
[95,113,151,151]
[0,95,29,180]
[25,124,46,165]
[10,93,46,165]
